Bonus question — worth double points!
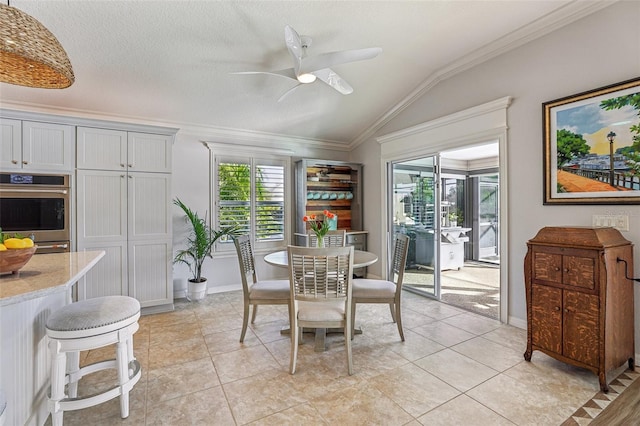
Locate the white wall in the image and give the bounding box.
[171,131,349,295]
[352,0,640,347]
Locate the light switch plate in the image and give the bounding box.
[592,214,629,231]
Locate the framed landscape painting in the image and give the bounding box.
[543,77,640,204]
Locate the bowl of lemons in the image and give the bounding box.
[0,236,37,274]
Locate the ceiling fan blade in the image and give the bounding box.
[284,25,303,76]
[299,47,382,74]
[231,68,297,81]
[277,83,303,102]
[313,68,353,95]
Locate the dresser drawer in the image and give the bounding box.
[346,233,366,245]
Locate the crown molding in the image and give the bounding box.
[350,0,617,149]
[181,123,349,152]
[0,100,348,152]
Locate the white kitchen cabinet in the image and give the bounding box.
[77,127,171,172]
[0,119,74,171]
[76,128,174,312]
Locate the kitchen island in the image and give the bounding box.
[0,250,105,426]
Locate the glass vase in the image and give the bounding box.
[316,236,325,248]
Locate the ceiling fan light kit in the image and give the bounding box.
[0,3,75,88]
[235,25,381,101]
[297,73,316,84]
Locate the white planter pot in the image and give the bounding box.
[187,279,207,301]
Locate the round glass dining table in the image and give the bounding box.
[264,249,378,269]
[263,248,378,352]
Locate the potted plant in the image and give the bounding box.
[173,198,239,301]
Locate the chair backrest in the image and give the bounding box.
[288,245,354,302]
[233,235,257,292]
[307,229,346,248]
[390,234,410,289]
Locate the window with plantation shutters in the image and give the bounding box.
[215,155,286,249]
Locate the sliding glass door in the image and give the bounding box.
[478,174,499,263]
[390,157,440,298]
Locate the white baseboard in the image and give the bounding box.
[207,284,242,294]
[508,316,526,330]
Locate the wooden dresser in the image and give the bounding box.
[524,227,635,392]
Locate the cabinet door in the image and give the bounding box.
[22,121,74,171]
[531,284,562,354]
[128,239,173,307]
[127,172,171,240]
[128,132,172,173]
[76,170,128,244]
[77,127,127,170]
[77,243,128,300]
[562,254,596,290]
[532,251,562,284]
[563,290,599,367]
[0,118,22,170]
[127,172,172,307]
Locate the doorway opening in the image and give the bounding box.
[391,143,500,320]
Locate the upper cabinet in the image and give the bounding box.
[1,119,75,171]
[77,127,172,173]
[295,159,363,243]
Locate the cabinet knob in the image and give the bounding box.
[554,306,561,311]
[120,175,125,178]
[120,163,125,168]
[554,267,560,271]
[564,268,570,273]
[128,164,133,168]
[11,160,17,164]
[22,161,28,165]
[564,308,570,313]
[128,175,132,179]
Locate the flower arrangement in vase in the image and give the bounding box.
[303,210,337,247]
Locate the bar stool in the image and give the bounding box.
[46,296,141,426]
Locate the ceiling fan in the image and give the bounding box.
[234,25,382,102]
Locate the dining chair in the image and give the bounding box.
[287,245,355,374]
[233,235,291,343]
[307,229,346,247]
[351,233,410,341]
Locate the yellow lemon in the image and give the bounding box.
[22,238,34,248]
[0,244,6,251]
[4,238,27,249]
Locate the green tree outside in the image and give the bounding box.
[218,163,283,241]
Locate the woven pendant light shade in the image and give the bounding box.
[0,4,74,88]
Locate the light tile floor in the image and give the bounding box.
[56,291,618,425]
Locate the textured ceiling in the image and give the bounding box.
[0,1,613,147]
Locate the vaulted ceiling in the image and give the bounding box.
[1,1,613,148]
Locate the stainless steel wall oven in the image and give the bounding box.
[0,172,70,253]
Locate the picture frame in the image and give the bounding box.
[543,77,640,205]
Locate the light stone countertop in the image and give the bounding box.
[0,251,105,307]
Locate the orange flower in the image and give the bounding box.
[304,210,335,238]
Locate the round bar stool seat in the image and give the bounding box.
[46,296,141,426]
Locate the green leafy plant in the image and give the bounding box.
[173,198,240,283]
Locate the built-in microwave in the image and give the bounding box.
[0,172,70,252]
